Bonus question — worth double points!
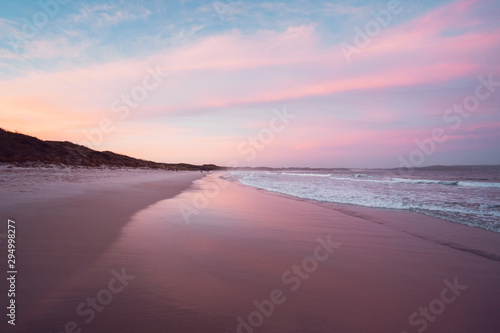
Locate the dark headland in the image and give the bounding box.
[0,128,220,171]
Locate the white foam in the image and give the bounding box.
[281,172,332,177]
[235,170,500,233]
[391,178,459,186]
[458,181,500,188]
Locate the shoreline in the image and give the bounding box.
[1,170,499,332]
[0,169,204,332]
[232,167,500,233]
[244,185,500,261]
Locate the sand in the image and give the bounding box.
[1,170,499,333]
[0,168,203,332]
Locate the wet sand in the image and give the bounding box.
[1,171,500,332]
[0,168,203,332]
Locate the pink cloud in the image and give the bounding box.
[1,0,498,167]
[3,0,497,118]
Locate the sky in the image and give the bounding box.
[0,0,499,168]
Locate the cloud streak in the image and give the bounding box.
[0,0,499,167]
[70,3,151,27]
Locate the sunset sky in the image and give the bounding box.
[1,0,499,168]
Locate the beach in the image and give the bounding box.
[1,169,500,333]
[2,0,499,331]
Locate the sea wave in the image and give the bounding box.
[281,172,332,177]
[234,170,500,233]
[391,178,459,186]
[330,176,500,188]
[276,171,500,189]
[457,181,500,188]
[354,174,370,178]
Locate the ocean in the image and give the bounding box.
[230,166,500,232]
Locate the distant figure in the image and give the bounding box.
[200,169,203,173]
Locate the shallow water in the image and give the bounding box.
[231,166,500,232]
